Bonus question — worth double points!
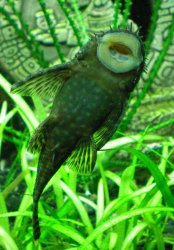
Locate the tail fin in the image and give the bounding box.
[32,145,69,240]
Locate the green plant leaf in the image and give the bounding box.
[123,147,174,207]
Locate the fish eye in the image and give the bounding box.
[109,43,132,56]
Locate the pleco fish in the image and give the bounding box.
[11,27,145,240]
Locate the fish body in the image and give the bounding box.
[11,27,145,240]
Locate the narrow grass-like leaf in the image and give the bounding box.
[49,223,85,245]
[123,148,174,207]
[13,191,33,235]
[98,159,110,205]
[70,0,88,43]
[148,117,174,133]
[21,144,34,193]
[0,74,38,133]
[99,232,117,250]
[38,0,65,62]
[52,173,64,210]
[115,166,135,249]
[2,172,27,199]
[112,0,122,29]
[121,0,132,28]
[103,182,155,220]
[32,97,47,122]
[79,196,97,211]
[56,0,83,47]
[145,0,161,52]
[105,170,121,186]
[60,181,94,234]
[122,223,147,250]
[96,179,104,225]
[101,134,164,151]
[79,207,174,249]
[0,102,17,153]
[0,227,18,250]
[0,193,9,233]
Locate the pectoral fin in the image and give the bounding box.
[11,62,73,98]
[66,136,97,174]
[94,106,123,150]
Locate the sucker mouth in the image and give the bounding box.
[109,43,133,62]
[109,48,129,62]
[97,30,144,73]
[109,43,132,55]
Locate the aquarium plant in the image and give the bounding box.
[0,0,174,249]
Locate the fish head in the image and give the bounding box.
[96,28,145,74]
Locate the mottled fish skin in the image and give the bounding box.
[11,28,145,240]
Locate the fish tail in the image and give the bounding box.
[33,198,40,240]
[32,145,72,240]
[33,146,54,240]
